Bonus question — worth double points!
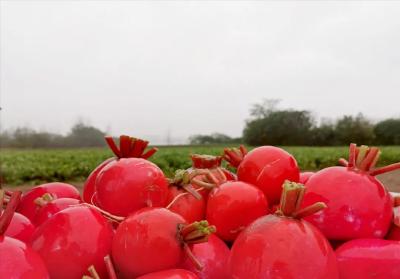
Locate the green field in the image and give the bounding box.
[1,146,400,186]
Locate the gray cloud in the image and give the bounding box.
[1,1,400,144]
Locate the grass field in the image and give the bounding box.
[1,145,400,186]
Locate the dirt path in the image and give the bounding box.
[4,170,400,194]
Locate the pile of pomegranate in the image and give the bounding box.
[2,136,400,279]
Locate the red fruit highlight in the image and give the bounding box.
[83,135,158,204]
[0,236,50,279]
[206,181,269,241]
[33,197,80,226]
[17,182,80,221]
[303,144,394,240]
[336,239,400,279]
[83,157,114,203]
[229,181,338,279]
[5,212,35,243]
[111,208,215,278]
[225,145,300,205]
[0,190,50,279]
[96,158,169,216]
[167,186,206,223]
[181,234,230,279]
[30,205,114,279]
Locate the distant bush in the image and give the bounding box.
[241,99,398,146]
[189,133,242,145]
[0,122,106,148]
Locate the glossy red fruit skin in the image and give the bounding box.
[167,186,206,223]
[33,198,81,226]
[181,234,230,279]
[0,236,49,279]
[96,158,169,216]
[83,157,115,203]
[237,146,300,205]
[17,182,81,222]
[5,212,35,243]
[30,206,114,279]
[206,181,269,242]
[299,171,314,184]
[112,208,186,278]
[336,239,400,279]
[229,214,339,279]
[137,269,199,279]
[302,167,393,240]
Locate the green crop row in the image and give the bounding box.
[1,146,400,186]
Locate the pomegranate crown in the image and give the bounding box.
[105,135,158,159]
[191,154,222,169]
[338,143,400,176]
[222,145,248,168]
[275,181,326,219]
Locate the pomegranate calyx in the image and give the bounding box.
[168,170,205,200]
[34,193,56,207]
[179,220,216,244]
[191,154,222,169]
[87,265,100,279]
[178,220,216,271]
[0,190,22,235]
[344,143,400,175]
[105,135,158,159]
[275,181,326,219]
[223,145,247,168]
[104,255,118,279]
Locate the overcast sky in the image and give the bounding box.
[1,1,400,144]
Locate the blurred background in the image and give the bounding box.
[1,1,399,188]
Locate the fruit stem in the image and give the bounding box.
[87,265,100,279]
[347,143,357,168]
[79,203,124,222]
[276,181,326,219]
[222,145,247,168]
[179,221,216,244]
[104,255,117,279]
[370,162,400,176]
[355,145,368,167]
[277,181,304,216]
[183,242,203,270]
[166,187,204,209]
[0,191,22,235]
[34,193,55,207]
[177,221,215,271]
[168,169,209,198]
[182,185,202,200]
[293,202,327,219]
[360,147,379,171]
[105,136,121,158]
[141,148,158,160]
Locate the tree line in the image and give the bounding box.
[2,100,400,148]
[190,100,400,146]
[0,123,106,148]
